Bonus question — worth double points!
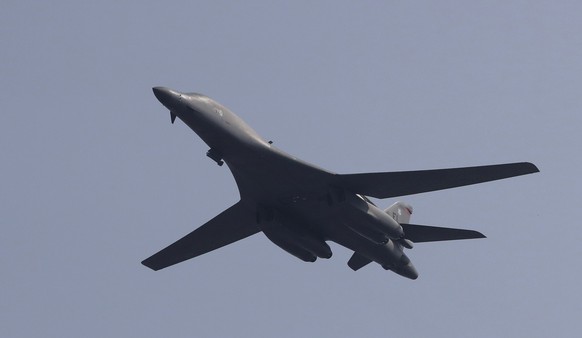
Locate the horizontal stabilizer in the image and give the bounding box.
[335,162,539,199]
[401,223,485,243]
[348,252,373,271]
[142,201,260,271]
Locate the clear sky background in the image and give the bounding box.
[2,1,581,337]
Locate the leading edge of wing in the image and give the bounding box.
[335,162,539,199]
[142,201,260,271]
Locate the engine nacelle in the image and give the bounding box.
[340,194,404,242]
[258,208,332,262]
[263,234,318,262]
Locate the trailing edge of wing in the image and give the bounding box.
[401,223,486,243]
[335,162,539,199]
[142,201,259,271]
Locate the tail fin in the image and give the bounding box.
[385,202,413,224]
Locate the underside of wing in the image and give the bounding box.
[401,223,486,243]
[335,162,539,199]
[142,201,259,271]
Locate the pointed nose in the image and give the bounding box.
[152,86,176,106]
[153,87,185,112]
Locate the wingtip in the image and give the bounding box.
[522,162,540,173]
[468,229,486,239]
[141,259,160,271]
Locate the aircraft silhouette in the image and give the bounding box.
[142,87,538,279]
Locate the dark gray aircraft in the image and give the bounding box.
[142,87,538,279]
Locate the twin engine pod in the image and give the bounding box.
[257,207,332,262]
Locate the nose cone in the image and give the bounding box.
[152,87,179,109]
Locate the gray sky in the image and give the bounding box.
[2,1,581,337]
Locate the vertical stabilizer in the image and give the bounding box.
[385,202,413,224]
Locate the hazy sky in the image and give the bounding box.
[2,2,581,337]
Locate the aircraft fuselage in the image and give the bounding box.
[152,87,417,279]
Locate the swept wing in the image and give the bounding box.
[335,162,538,199]
[142,201,259,271]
